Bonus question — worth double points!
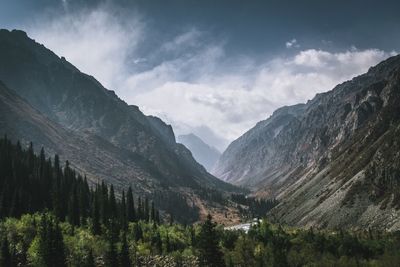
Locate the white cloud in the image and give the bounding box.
[286,38,299,48]
[29,7,143,90]
[130,48,395,148]
[26,8,397,150]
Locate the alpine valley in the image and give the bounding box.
[214,54,400,230]
[0,29,244,224]
[2,3,400,264]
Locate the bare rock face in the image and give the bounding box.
[0,29,240,223]
[214,54,400,230]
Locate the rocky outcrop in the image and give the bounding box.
[214,54,400,230]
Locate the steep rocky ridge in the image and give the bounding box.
[0,29,241,223]
[215,55,400,229]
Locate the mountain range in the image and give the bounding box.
[2,28,400,230]
[0,29,242,224]
[177,133,221,172]
[214,54,400,230]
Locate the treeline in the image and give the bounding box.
[2,212,400,266]
[231,194,278,219]
[2,137,400,266]
[0,137,160,232]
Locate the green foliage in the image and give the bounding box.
[29,213,66,267]
[1,212,400,266]
[197,214,225,267]
[2,138,400,266]
[0,236,11,267]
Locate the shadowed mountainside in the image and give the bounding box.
[0,29,243,223]
[215,55,400,230]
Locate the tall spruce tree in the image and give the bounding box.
[120,190,127,231]
[119,233,131,267]
[0,237,11,267]
[126,187,135,222]
[197,214,224,267]
[37,214,66,267]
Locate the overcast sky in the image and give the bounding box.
[1,0,399,151]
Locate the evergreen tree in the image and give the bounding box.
[83,249,95,267]
[126,186,135,222]
[52,155,62,219]
[67,186,80,226]
[100,181,109,225]
[197,214,224,267]
[144,197,149,222]
[109,185,117,219]
[106,241,118,267]
[0,237,11,267]
[49,218,67,267]
[37,214,66,267]
[137,197,142,221]
[120,190,127,231]
[119,234,131,267]
[153,231,163,254]
[151,201,156,223]
[92,188,101,235]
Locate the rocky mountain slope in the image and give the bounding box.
[0,29,241,223]
[177,133,221,172]
[214,55,400,230]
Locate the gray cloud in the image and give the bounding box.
[26,6,397,151]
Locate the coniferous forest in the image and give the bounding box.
[1,137,400,266]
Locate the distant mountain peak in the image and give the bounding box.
[0,28,241,223]
[177,133,221,172]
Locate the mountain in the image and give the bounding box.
[177,133,221,172]
[214,54,400,230]
[0,29,242,223]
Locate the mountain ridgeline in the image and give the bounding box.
[0,29,242,223]
[177,134,221,172]
[215,54,400,230]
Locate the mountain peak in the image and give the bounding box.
[0,29,241,223]
[215,54,400,229]
[177,133,221,172]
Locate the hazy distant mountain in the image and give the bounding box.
[0,29,241,223]
[215,55,400,230]
[177,133,221,172]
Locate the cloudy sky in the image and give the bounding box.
[1,0,399,151]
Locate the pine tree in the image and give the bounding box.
[197,214,224,267]
[120,190,127,231]
[119,233,131,267]
[67,186,80,226]
[144,197,149,222]
[150,201,156,223]
[153,231,162,254]
[49,218,67,267]
[84,249,95,267]
[92,192,101,235]
[52,155,62,219]
[137,197,142,221]
[0,237,11,267]
[126,186,135,222]
[109,185,117,219]
[37,214,67,267]
[165,233,171,253]
[106,241,118,267]
[100,181,109,225]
